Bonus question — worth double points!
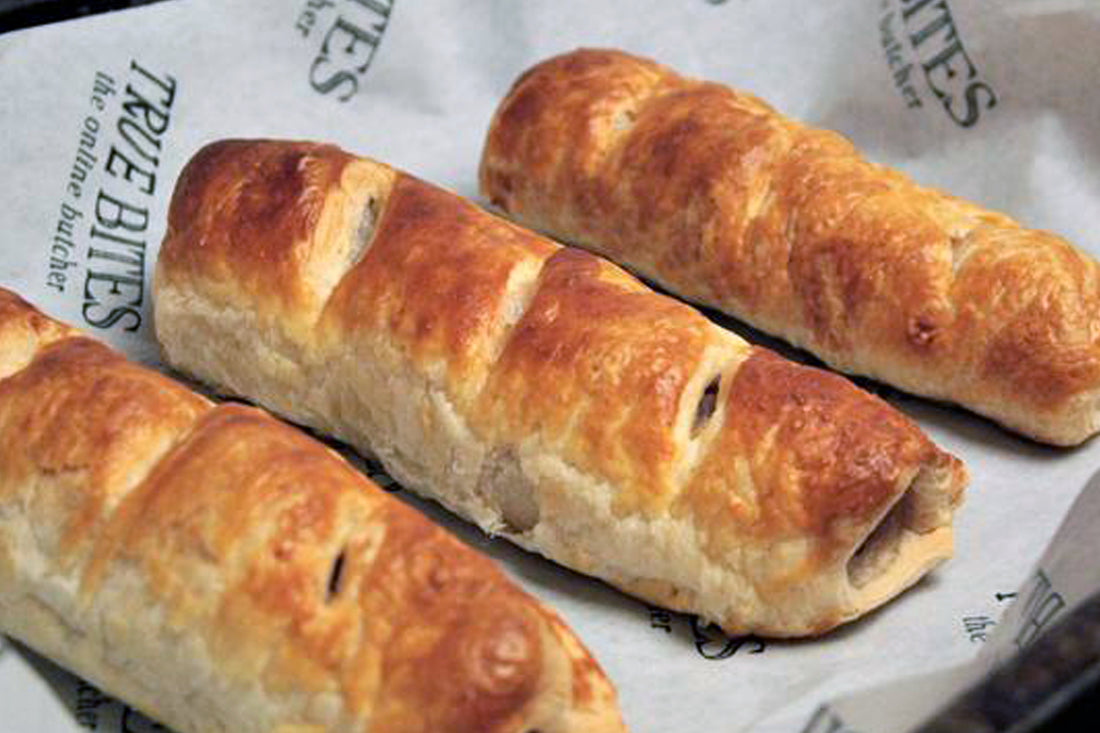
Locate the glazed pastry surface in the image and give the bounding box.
[154,139,967,636]
[480,48,1100,446]
[0,287,624,733]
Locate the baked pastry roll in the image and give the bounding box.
[0,288,623,733]
[479,48,1100,446]
[153,139,966,636]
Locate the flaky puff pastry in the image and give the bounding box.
[480,48,1100,446]
[0,288,624,733]
[154,139,966,636]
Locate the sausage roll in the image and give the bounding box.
[153,139,967,636]
[0,287,624,733]
[480,48,1100,446]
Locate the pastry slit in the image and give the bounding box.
[326,547,347,601]
[309,167,395,333]
[480,254,552,383]
[316,193,383,312]
[592,79,666,161]
[691,376,720,436]
[611,106,637,133]
[949,228,981,276]
[349,196,381,269]
[672,344,746,494]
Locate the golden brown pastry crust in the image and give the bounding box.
[479,48,1100,446]
[154,139,966,636]
[0,287,624,733]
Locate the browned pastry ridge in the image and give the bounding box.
[479,48,1100,446]
[0,288,625,733]
[154,139,967,637]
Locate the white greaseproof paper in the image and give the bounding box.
[2,1,1100,731]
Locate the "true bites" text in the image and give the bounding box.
[81,61,177,332]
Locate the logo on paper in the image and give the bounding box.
[45,61,178,334]
[294,0,396,102]
[65,674,169,731]
[689,616,766,659]
[877,0,997,127]
[1013,569,1066,649]
[802,705,858,733]
[647,606,767,659]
